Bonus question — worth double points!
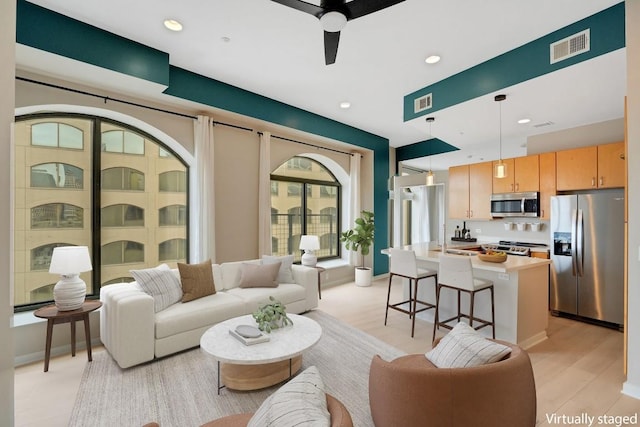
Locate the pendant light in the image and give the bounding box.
[425,116,435,186]
[494,94,507,179]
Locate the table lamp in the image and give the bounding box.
[49,246,93,311]
[299,235,320,267]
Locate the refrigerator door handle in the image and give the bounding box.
[576,209,584,277]
[571,209,578,276]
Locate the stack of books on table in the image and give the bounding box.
[229,325,270,346]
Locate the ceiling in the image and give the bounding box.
[19,0,626,172]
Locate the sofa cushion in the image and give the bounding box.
[238,262,281,288]
[218,260,261,291]
[248,366,330,427]
[425,322,511,368]
[154,292,246,340]
[227,283,306,312]
[262,254,295,283]
[130,264,183,313]
[178,259,216,302]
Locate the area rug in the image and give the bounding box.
[69,310,406,427]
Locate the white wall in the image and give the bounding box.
[623,0,640,399]
[0,1,16,425]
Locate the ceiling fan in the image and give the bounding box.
[271,0,406,65]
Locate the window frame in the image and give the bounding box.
[14,112,190,313]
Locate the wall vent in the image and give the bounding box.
[550,29,590,64]
[414,93,432,113]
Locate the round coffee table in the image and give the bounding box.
[200,314,322,393]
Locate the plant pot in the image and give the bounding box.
[355,267,372,287]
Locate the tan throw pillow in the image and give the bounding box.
[178,259,216,302]
[425,321,511,368]
[238,262,281,288]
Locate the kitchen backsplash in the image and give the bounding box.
[447,219,550,244]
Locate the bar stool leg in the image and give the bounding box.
[384,274,393,325]
[469,291,475,329]
[432,284,441,342]
[490,286,496,338]
[411,278,419,338]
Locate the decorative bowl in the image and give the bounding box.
[478,252,508,263]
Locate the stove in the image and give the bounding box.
[481,241,548,257]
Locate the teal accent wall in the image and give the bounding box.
[396,138,458,162]
[404,2,625,121]
[15,2,391,275]
[16,0,169,86]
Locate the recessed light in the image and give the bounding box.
[339,101,351,109]
[163,19,183,32]
[425,55,441,64]
[518,118,531,124]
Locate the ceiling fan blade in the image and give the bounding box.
[344,0,405,19]
[270,0,324,17]
[324,31,340,65]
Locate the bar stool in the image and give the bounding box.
[385,248,438,338]
[432,254,495,342]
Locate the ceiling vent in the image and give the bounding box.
[533,121,555,128]
[414,93,432,114]
[550,29,590,64]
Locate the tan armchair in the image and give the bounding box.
[142,393,353,427]
[368,340,536,427]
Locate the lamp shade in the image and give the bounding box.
[299,235,320,251]
[49,246,93,274]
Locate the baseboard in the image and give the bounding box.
[622,381,640,400]
[14,337,102,367]
[518,331,548,350]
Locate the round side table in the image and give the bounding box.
[34,300,102,372]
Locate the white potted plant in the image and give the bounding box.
[340,210,375,287]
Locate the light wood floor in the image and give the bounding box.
[14,278,640,426]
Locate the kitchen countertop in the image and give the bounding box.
[383,242,551,273]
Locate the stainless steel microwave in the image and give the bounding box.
[490,192,540,218]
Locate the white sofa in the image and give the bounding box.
[100,259,319,368]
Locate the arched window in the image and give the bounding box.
[102,167,145,191]
[14,114,190,311]
[31,163,83,188]
[159,170,187,192]
[102,204,144,227]
[32,122,83,149]
[271,156,340,262]
[101,129,145,154]
[31,243,74,271]
[101,241,144,265]
[31,203,83,228]
[159,238,187,261]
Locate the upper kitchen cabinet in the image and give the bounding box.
[538,152,556,220]
[556,142,625,190]
[597,141,625,188]
[449,161,493,220]
[492,155,539,193]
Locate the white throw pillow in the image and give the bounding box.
[131,264,183,313]
[262,254,295,284]
[247,366,330,427]
[425,322,512,368]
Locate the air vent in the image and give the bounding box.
[533,121,555,128]
[414,93,432,113]
[550,29,590,64]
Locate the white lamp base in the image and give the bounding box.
[53,274,87,311]
[301,251,317,267]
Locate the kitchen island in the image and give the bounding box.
[382,242,551,349]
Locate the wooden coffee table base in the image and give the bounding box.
[219,355,302,392]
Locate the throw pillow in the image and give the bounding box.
[248,366,330,427]
[262,254,295,283]
[425,322,512,368]
[238,262,281,288]
[131,264,183,313]
[177,259,216,302]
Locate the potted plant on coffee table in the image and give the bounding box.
[340,210,375,287]
[252,296,293,333]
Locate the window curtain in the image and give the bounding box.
[258,131,272,256]
[410,185,431,243]
[348,153,361,265]
[193,115,216,262]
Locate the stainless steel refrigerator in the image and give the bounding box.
[550,189,624,328]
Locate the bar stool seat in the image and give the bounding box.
[385,248,438,338]
[432,254,496,341]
